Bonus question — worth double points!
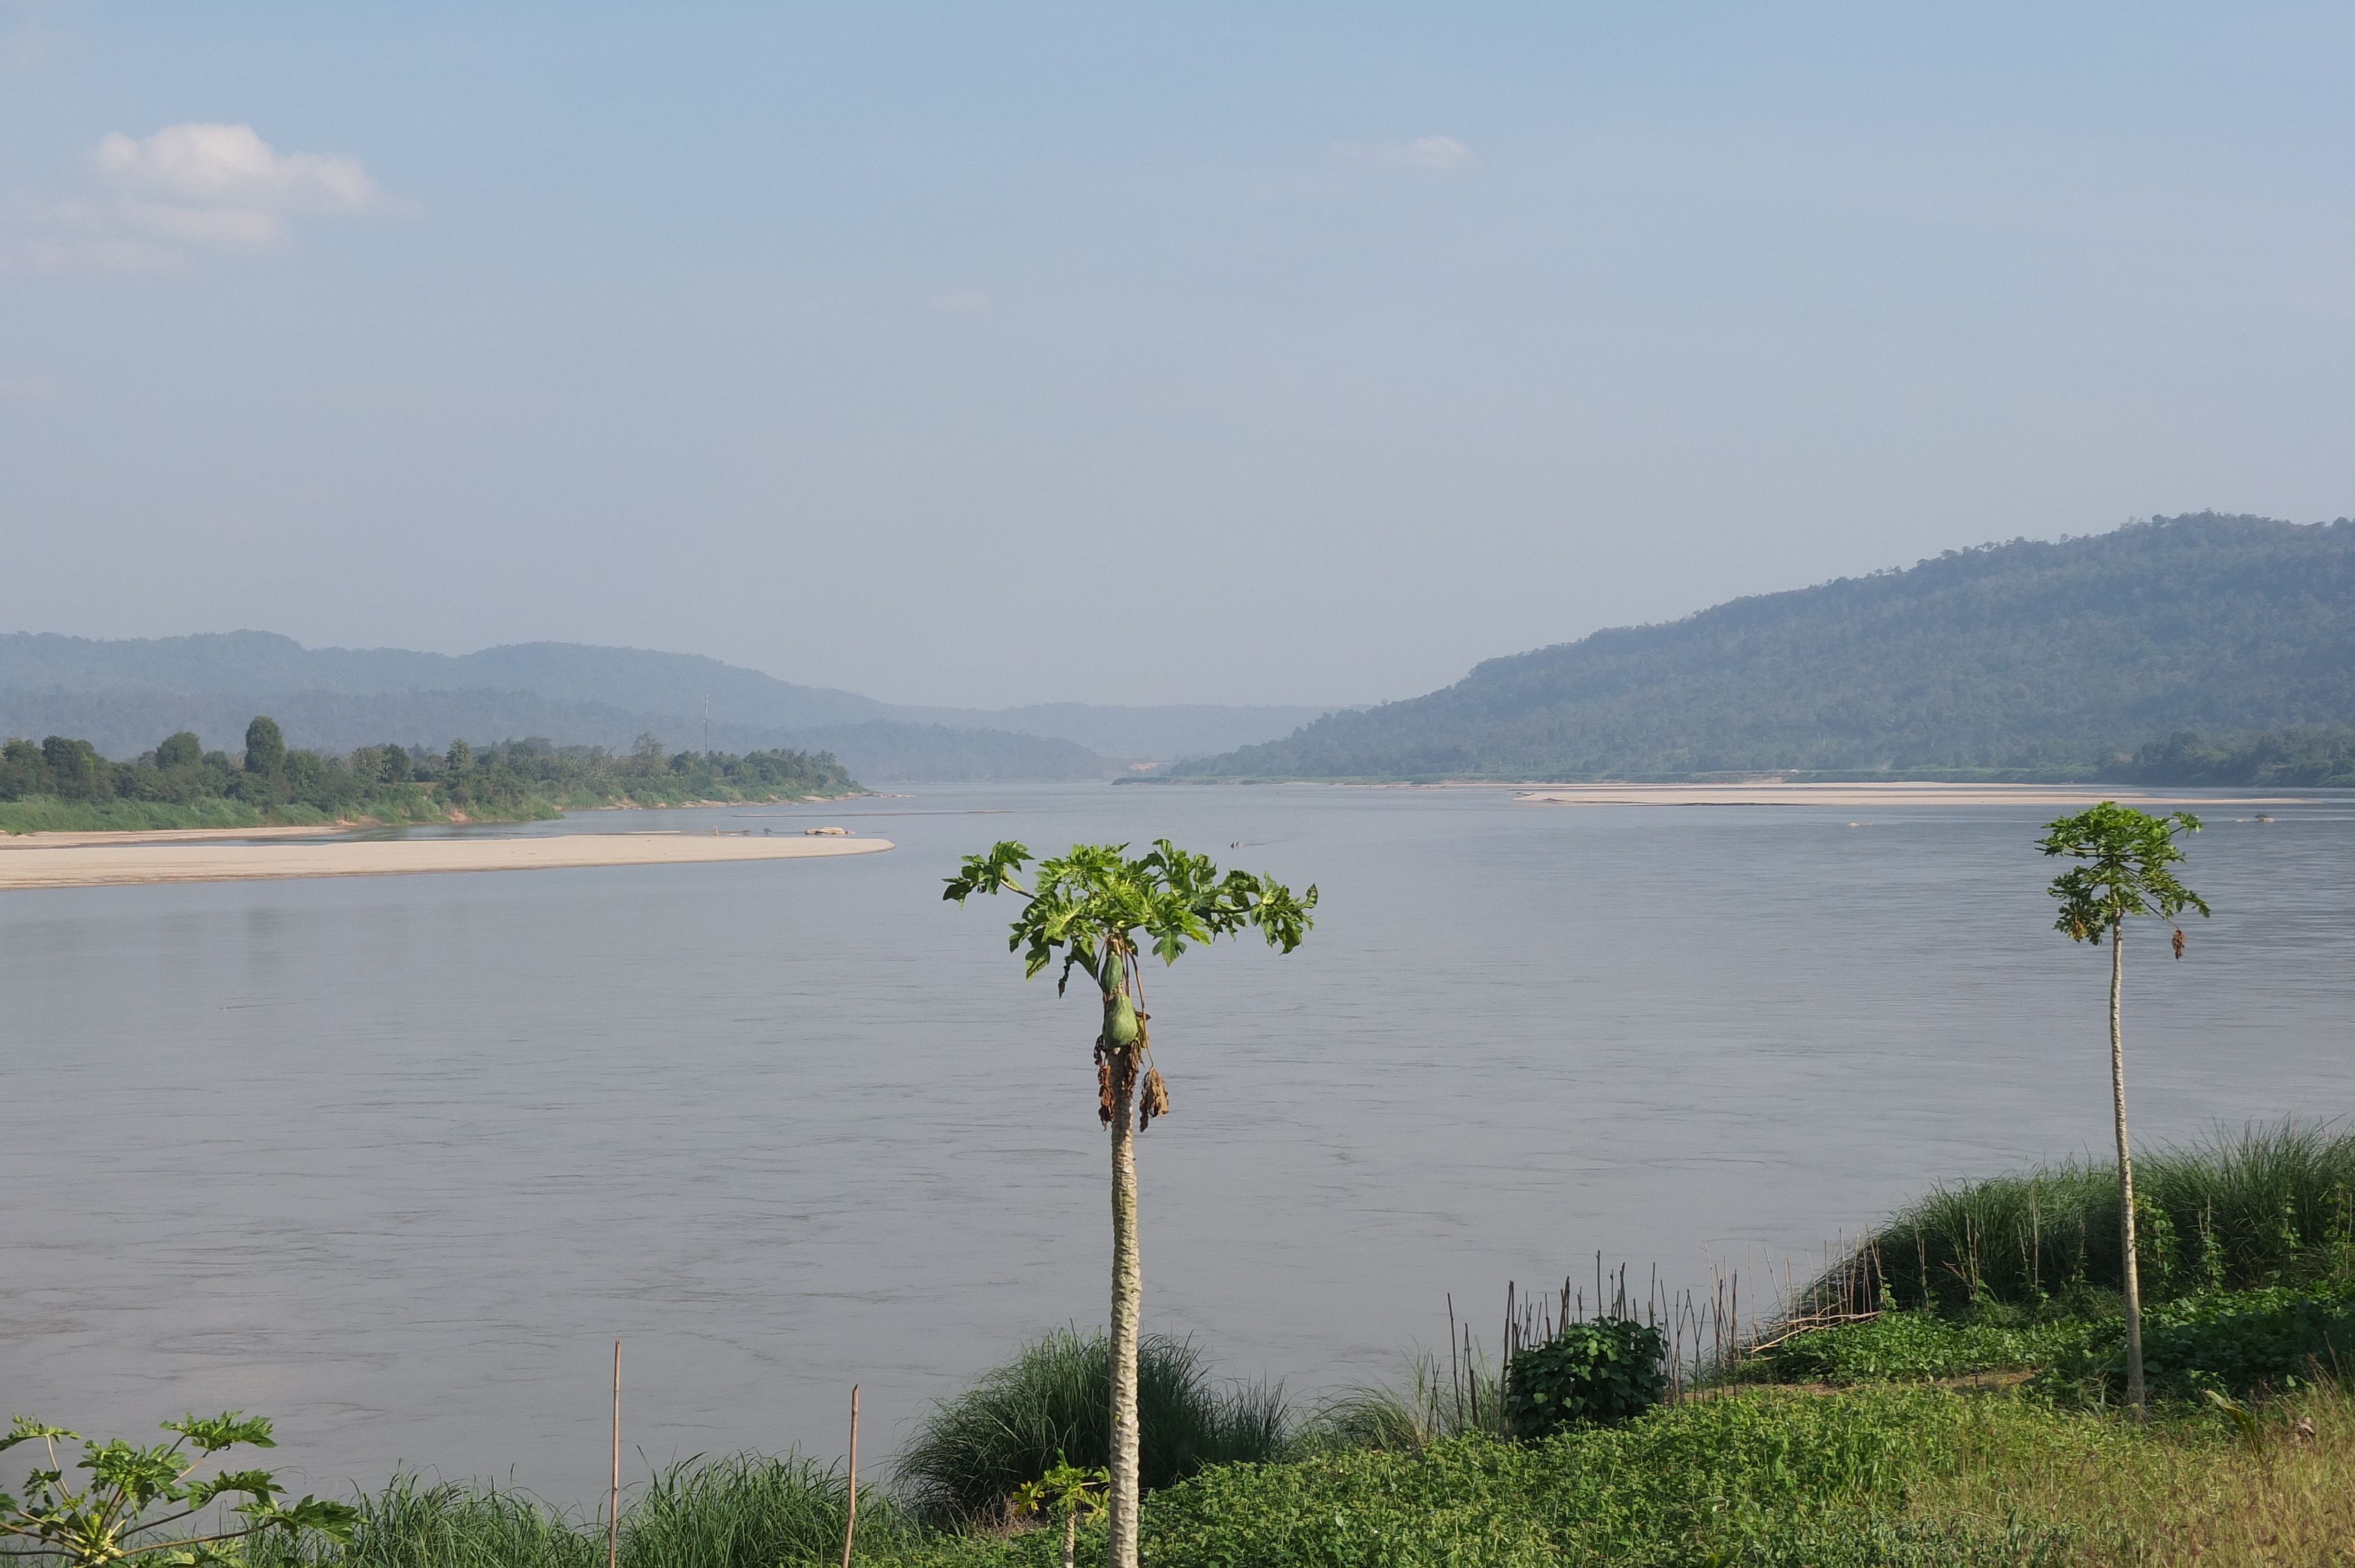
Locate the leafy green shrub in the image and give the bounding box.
[1762,1313,2081,1384]
[2049,1285,2355,1401]
[895,1329,1291,1523]
[1504,1319,1666,1437]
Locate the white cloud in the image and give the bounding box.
[92,123,389,214]
[0,122,407,277]
[1333,135,1476,172]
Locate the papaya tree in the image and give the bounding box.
[1,1411,356,1566]
[2037,802,2209,1413]
[946,841,1314,1568]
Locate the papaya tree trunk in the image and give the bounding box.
[2110,919,2147,1414]
[1106,1047,1142,1568]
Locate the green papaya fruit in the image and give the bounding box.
[1103,989,1139,1048]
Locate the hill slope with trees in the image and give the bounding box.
[1166,514,2355,780]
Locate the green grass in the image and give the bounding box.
[894,1328,1292,1523]
[246,1457,920,1568]
[1820,1121,2355,1315]
[1304,1346,1513,1453]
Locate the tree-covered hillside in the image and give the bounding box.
[1167,514,2355,780]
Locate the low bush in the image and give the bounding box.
[2048,1284,2355,1401]
[894,1329,1291,1523]
[1504,1318,1666,1437]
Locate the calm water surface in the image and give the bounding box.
[4,785,2349,1503]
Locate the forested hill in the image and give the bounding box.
[1166,514,2355,780]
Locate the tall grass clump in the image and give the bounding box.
[242,1459,917,1568]
[245,1475,593,1568]
[1308,1345,1512,1452]
[1817,1121,2355,1315]
[622,1453,916,1568]
[895,1328,1291,1522]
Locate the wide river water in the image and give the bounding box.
[4,783,2350,1504]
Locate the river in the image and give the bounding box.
[2,783,2348,1503]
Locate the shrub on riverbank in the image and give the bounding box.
[894,1329,1291,1523]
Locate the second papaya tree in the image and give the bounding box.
[2037,801,2209,1413]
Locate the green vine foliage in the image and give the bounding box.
[1502,1321,1668,1439]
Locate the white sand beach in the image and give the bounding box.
[1512,782,2309,808]
[0,830,894,891]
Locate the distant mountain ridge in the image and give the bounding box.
[1166,513,2355,780]
[0,632,1341,780]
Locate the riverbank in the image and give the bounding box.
[0,830,894,890]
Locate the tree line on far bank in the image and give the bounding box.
[2107,724,2355,788]
[0,717,860,820]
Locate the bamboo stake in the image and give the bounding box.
[841,1385,860,1568]
[608,1340,621,1568]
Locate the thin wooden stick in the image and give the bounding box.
[841,1384,860,1568]
[608,1340,621,1568]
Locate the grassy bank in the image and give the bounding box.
[1814,1122,2355,1315]
[229,1383,2354,1568]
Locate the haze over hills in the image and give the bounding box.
[0,632,1341,781]
[1166,514,2355,781]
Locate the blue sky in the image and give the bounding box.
[2,2,2349,706]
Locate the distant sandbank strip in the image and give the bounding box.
[1512,782,2311,808]
[0,831,894,891]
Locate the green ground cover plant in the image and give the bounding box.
[1756,1311,2083,1385]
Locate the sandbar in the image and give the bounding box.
[0,831,894,892]
[1512,782,2311,808]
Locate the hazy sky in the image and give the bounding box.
[2,4,2349,707]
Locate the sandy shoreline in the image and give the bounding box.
[0,831,894,891]
[1512,782,2313,808]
